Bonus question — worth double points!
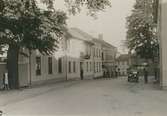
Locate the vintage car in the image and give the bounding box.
[127,70,139,83]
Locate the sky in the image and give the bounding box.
[55,0,135,54]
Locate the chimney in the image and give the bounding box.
[98,34,103,40]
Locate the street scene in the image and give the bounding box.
[0,0,167,115]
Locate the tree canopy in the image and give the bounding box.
[0,0,68,54]
[126,0,159,60]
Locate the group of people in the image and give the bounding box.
[103,68,118,78]
[1,71,9,90]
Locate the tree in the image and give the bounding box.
[126,0,159,61]
[0,0,67,89]
[0,0,111,89]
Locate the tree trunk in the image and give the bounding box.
[7,45,20,89]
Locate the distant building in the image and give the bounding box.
[97,34,117,77]
[116,54,130,76]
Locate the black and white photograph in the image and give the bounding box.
[0,0,166,116]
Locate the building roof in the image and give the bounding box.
[68,28,94,44]
[68,28,117,48]
[116,54,129,61]
[100,40,116,49]
[92,37,116,50]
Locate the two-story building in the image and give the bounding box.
[0,28,104,87]
[27,27,103,85]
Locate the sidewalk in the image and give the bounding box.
[0,79,81,108]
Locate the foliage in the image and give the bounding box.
[0,0,68,55]
[126,0,159,60]
[64,0,111,17]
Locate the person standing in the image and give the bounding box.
[3,71,9,90]
[143,68,148,84]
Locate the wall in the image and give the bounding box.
[29,51,67,85]
[66,57,80,80]
[160,0,167,88]
[18,63,29,87]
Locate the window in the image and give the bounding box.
[98,62,100,72]
[94,62,96,72]
[98,49,100,57]
[93,48,95,57]
[48,57,53,74]
[58,58,62,73]
[73,61,76,73]
[90,48,92,56]
[36,56,41,76]
[97,62,98,72]
[99,62,101,72]
[69,61,71,73]
[87,62,89,72]
[102,52,104,60]
[96,49,98,57]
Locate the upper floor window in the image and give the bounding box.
[102,52,104,60]
[69,61,71,73]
